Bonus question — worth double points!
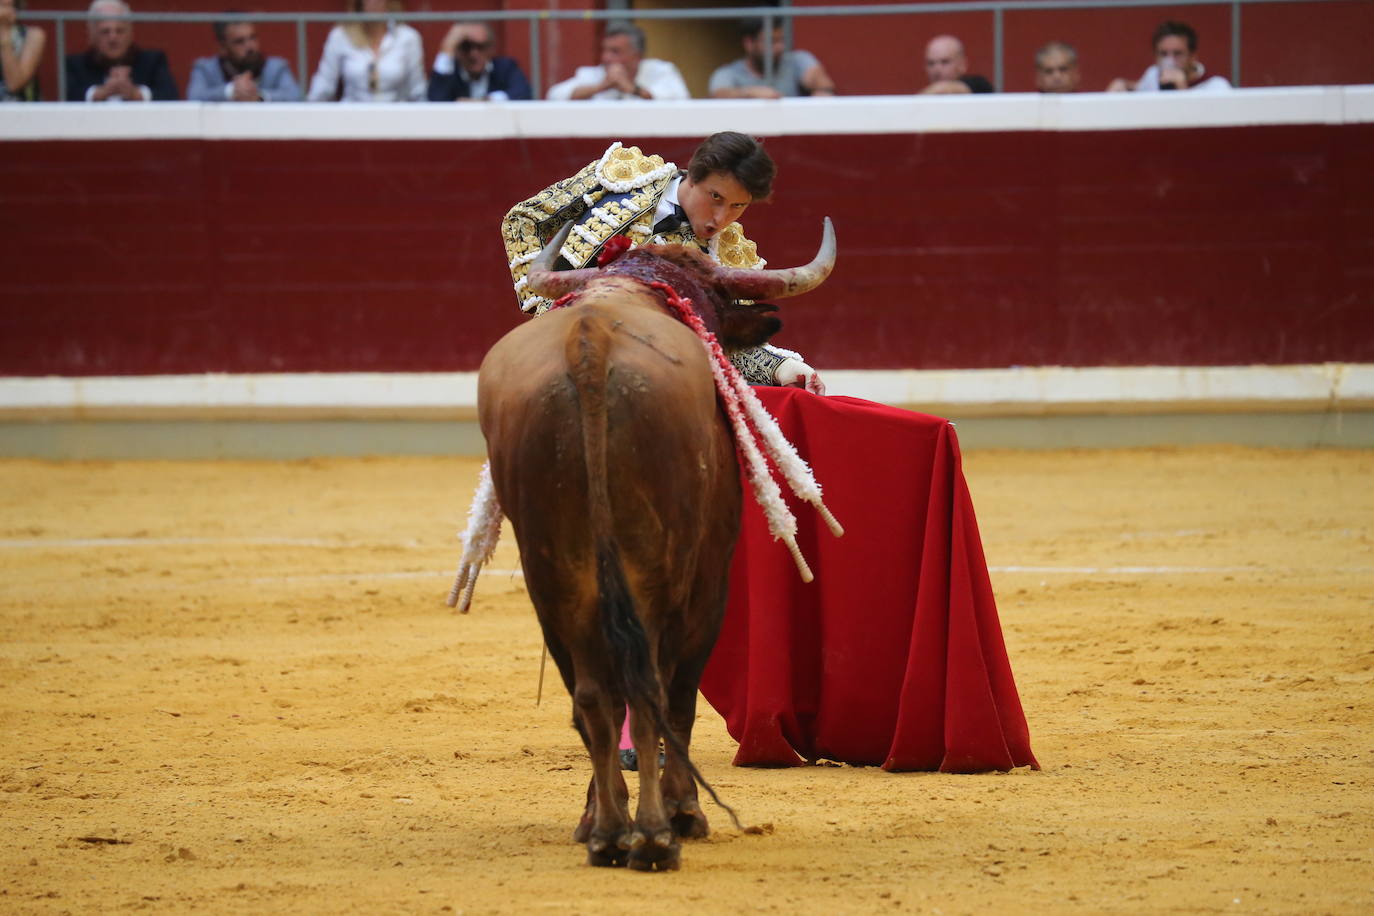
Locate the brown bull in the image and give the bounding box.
[477,220,834,870]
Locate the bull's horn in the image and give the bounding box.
[524,220,600,298]
[717,217,836,301]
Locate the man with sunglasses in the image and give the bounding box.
[427,21,530,102]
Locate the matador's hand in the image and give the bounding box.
[776,357,826,396]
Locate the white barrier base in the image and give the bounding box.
[1,365,1370,457]
[2,364,1369,420]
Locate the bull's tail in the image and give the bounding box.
[568,312,740,831]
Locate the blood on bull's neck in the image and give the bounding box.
[602,247,728,336]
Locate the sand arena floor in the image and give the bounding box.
[1,446,1371,914]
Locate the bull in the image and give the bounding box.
[475,219,835,870]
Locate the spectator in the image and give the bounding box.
[65,0,177,102]
[307,0,424,102]
[0,0,44,101]
[546,22,688,101]
[427,21,531,102]
[1035,41,1079,93]
[920,34,993,94]
[187,13,302,102]
[1107,20,1232,93]
[708,18,835,99]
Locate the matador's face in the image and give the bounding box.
[678,172,752,243]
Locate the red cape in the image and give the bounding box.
[699,387,1039,773]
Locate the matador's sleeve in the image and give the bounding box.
[501,142,680,316]
[501,157,605,315]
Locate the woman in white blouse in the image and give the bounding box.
[307,0,425,102]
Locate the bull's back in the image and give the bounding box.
[478,296,738,585]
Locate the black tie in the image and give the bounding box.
[653,204,687,235]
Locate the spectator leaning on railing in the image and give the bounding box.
[307,0,425,102]
[920,34,993,94]
[0,0,44,101]
[66,0,177,101]
[708,17,835,99]
[545,22,688,101]
[1108,20,1232,93]
[187,12,301,102]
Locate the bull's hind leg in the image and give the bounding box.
[626,697,680,872]
[573,679,633,867]
[660,663,710,840]
[571,707,628,845]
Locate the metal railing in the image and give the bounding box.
[25,0,1356,102]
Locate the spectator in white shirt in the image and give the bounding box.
[546,22,688,101]
[307,0,425,102]
[1107,20,1232,93]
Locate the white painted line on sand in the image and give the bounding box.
[0,536,421,549]
[989,565,1255,574]
[246,569,525,584]
[5,537,1364,580]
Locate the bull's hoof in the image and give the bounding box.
[585,831,632,868]
[627,830,681,872]
[619,748,666,772]
[669,800,710,840]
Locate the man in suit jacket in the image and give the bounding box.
[66,0,177,101]
[427,21,531,102]
[187,16,301,102]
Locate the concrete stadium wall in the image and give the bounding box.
[2,90,1372,453]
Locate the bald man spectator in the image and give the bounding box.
[920,34,993,94]
[427,21,531,102]
[1035,41,1080,93]
[66,0,177,101]
[1107,20,1232,93]
[546,22,688,101]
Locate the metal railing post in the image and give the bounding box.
[296,17,307,98]
[56,18,66,101]
[993,6,1004,92]
[530,17,541,100]
[763,13,774,86]
[1231,1,1242,87]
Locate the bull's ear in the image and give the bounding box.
[720,301,783,349]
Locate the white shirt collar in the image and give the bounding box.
[654,175,684,224]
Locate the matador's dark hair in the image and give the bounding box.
[688,131,776,201]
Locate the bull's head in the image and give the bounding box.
[526,218,836,350]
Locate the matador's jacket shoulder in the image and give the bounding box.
[500,141,787,383]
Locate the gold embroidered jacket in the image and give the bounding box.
[500,141,794,384]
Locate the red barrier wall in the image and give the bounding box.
[19,0,1374,101]
[3,125,1371,376]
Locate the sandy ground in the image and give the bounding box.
[1,446,1371,914]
